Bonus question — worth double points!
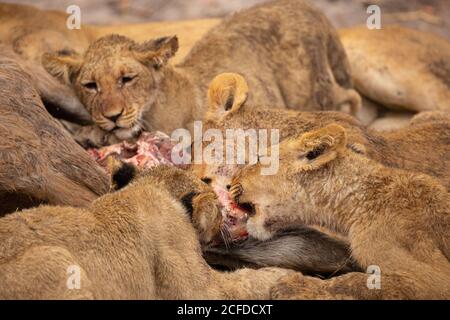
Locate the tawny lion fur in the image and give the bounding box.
[3,4,449,133]
[0,2,218,124]
[230,124,450,299]
[42,0,360,143]
[340,25,450,113]
[0,166,294,299]
[195,73,450,191]
[0,3,217,64]
[190,73,450,276]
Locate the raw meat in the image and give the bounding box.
[88,131,182,172]
[88,131,248,243]
[214,185,249,244]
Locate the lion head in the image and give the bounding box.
[229,124,350,241]
[42,34,179,140]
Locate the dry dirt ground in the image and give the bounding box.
[3,0,450,39]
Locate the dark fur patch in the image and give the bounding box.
[112,163,136,190]
[181,192,198,217]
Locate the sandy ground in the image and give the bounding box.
[3,0,449,39]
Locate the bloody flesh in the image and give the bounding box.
[88,131,248,242]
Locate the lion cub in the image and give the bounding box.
[0,166,293,299]
[230,124,450,299]
[43,0,360,142]
[196,73,450,191]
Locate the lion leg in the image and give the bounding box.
[326,30,362,115]
[270,272,419,300]
[333,85,362,115]
[0,246,94,300]
[315,51,361,115]
[410,111,450,126]
[217,267,297,300]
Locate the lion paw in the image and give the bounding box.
[270,273,308,300]
[271,273,335,300]
[192,191,223,245]
[229,183,243,201]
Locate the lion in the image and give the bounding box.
[189,73,450,275]
[0,3,218,65]
[341,25,450,132]
[5,4,450,134]
[229,124,450,299]
[410,111,450,126]
[0,165,297,299]
[42,0,360,143]
[0,2,218,125]
[109,158,358,276]
[0,3,92,64]
[94,19,220,65]
[340,25,450,114]
[0,50,109,216]
[194,73,450,191]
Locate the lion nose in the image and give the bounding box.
[104,110,123,123]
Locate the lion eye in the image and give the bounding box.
[201,177,212,185]
[83,81,98,91]
[121,75,137,85]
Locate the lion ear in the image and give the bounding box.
[289,124,347,171]
[42,50,82,84]
[206,73,249,121]
[135,35,179,68]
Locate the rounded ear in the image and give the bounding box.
[41,50,82,84]
[206,73,249,121]
[134,35,179,68]
[289,124,347,170]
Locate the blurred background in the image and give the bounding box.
[2,0,449,39]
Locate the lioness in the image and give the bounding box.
[340,25,450,113]
[229,124,450,299]
[0,166,294,299]
[42,0,360,142]
[341,25,450,131]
